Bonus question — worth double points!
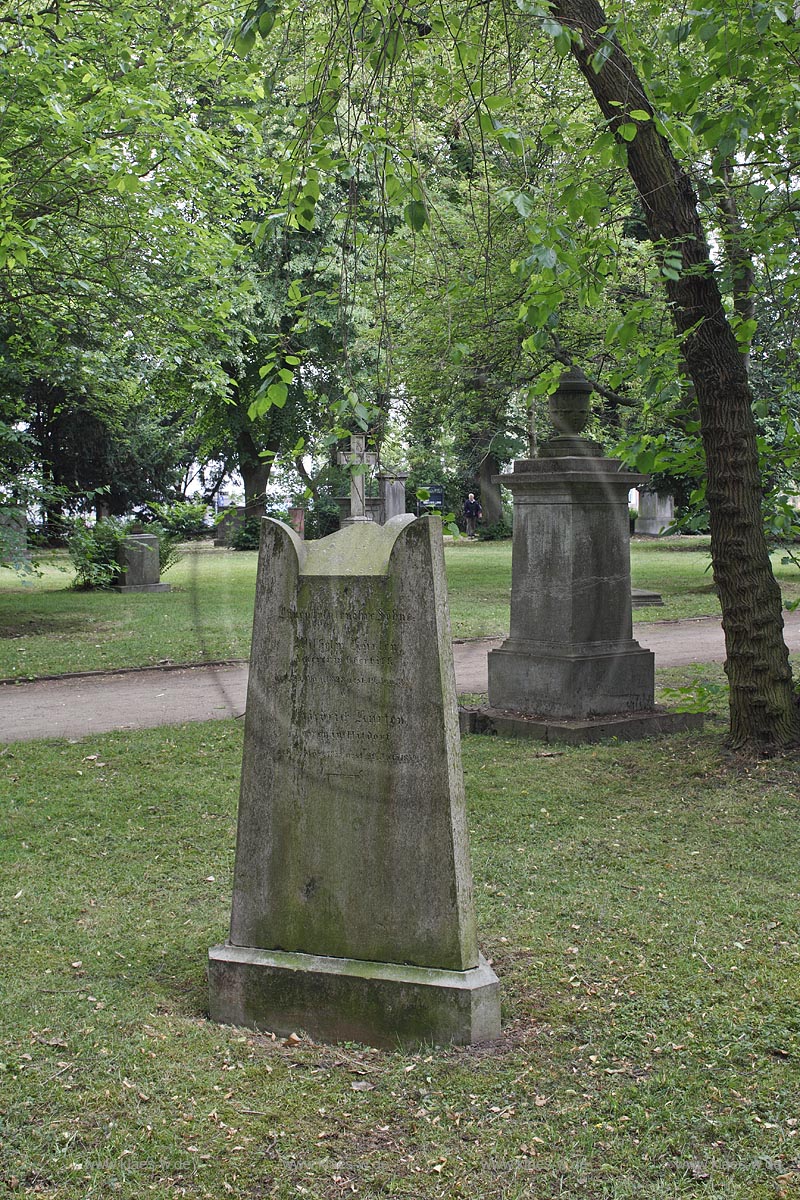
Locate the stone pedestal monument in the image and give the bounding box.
[214,506,247,547]
[473,368,701,743]
[209,515,500,1047]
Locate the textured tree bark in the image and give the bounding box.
[551,0,799,751]
[236,428,274,517]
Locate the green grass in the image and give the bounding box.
[1,719,798,1198]
[446,541,515,638]
[2,537,799,678]
[0,547,257,679]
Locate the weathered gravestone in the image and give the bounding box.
[208,514,500,1047]
[214,506,247,547]
[379,471,409,523]
[635,490,675,537]
[112,533,170,593]
[288,506,305,538]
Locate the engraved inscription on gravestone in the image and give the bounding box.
[209,515,500,1047]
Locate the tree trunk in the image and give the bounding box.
[236,429,273,517]
[551,0,799,752]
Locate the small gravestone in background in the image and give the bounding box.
[214,506,247,547]
[635,490,675,536]
[208,515,500,1048]
[380,471,409,522]
[112,533,170,593]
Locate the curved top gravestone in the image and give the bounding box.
[231,514,476,970]
[209,514,499,1047]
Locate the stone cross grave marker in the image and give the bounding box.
[208,514,500,1048]
[337,433,378,523]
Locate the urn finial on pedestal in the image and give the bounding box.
[540,366,603,458]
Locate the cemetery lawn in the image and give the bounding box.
[2,538,799,677]
[2,718,798,1200]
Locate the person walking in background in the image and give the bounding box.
[464,492,482,538]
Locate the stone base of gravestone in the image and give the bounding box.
[208,516,500,1048]
[112,533,170,593]
[635,491,675,536]
[460,705,703,745]
[631,588,664,607]
[335,496,382,527]
[209,947,500,1049]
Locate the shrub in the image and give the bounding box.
[67,518,181,588]
[143,500,211,541]
[478,517,513,541]
[68,518,126,589]
[304,496,340,540]
[230,517,263,551]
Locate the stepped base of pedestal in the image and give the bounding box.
[488,642,655,719]
[208,945,501,1049]
[631,588,663,607]
[111,583,171,593]
[460,705,703,745]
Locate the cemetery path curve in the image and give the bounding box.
[2,611,800,744]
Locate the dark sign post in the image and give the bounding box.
[418,484,444,515]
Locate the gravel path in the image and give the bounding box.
[2,612,799,743]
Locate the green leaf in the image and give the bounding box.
[258,10,275,36]
[483,95,511,112]
[554,29,572,55]
[403,200,429,232]
[267,382,288,408]
[591,42,614,73]
[233,29,256,57]
[618,123,638,142]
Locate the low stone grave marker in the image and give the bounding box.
[113,533,170,593]
[208,514,500,1048]
[635,490,675,536]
